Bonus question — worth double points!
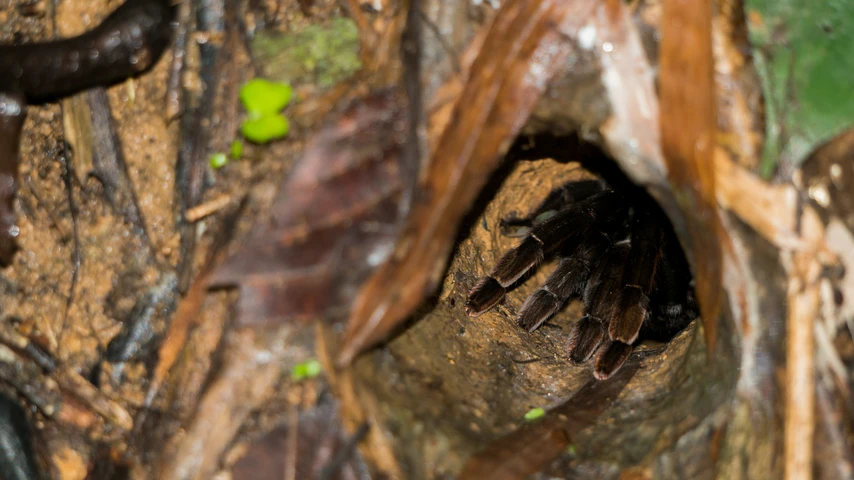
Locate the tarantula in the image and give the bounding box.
[465,176,698,380]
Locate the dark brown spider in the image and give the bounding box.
[466,175,698,380]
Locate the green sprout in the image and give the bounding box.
[209,152,228,169]
[523,407,545,422]
[291,359,322,381]
[239,79,293,115]
[239,78,293,144]
[230,140,243,160]
[241,115,290,144]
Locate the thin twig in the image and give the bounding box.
[184,194,234,222]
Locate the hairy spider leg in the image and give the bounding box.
[641,229,699,341]
[466,190,625,316]
[468,180,609,314]
[500,179,607,236]
[609,209,664,344]
[567,241,631,369]
[516,231,610,331]
[595,220,697,380]
[566,316,606,364]
[590,209,696,380]
[593,340,634,380]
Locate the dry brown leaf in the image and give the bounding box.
[659,0,723,354]
[210,89,411,327]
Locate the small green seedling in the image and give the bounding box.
[239,79,293,115]
[523,407,545,422]
[291,359,322,381]
[209,152,228,169]
[230,140,243,160]
[239,78,293,144]
[241,114,290,144]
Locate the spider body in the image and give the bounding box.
[466,178,698,380]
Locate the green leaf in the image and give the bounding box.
[523,407,545,422]
[230,140,243,160]
[291,359,323,381]
[239,78,293,116]
[209,152,228,169]
[748,0,854,175]
[241,114,290,144]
